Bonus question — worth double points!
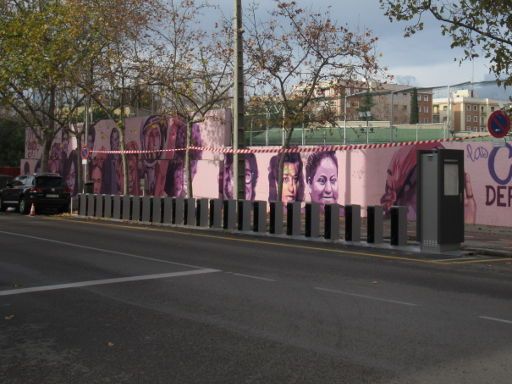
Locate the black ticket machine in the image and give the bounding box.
[417,149,464,252]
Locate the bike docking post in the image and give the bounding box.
[196,198,209,227]
[253,201,267,233]
[367,206,383,244]
[390,206,407,246]
[95,194,105,218]
[79,194,87,216]
[162,197,173,224]
[324,203,340,241]
[112,195,122,220]
[238,200,252,232]
[185,198,196,226]
[103,195,113,219]
[223,200,237,231]
[141,196,152,223]
[173,197,185,225]
[122,195,132,221]
[305,202,320,238]
[209,199,222,229]
[345,205,361,242]
[87,194,95,217]
[286,202,301,237]
[131,196,141,221]
[269,202,283,235]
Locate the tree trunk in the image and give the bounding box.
[118,122,128,196]
[184,120,193,198]
[277,116,295,202]
[39,135,53,173]
[40,85,57,173]
[75,133,83,193]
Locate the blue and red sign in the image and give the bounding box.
[487,110,511,139]
[81,146,90,160]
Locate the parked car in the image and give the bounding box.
[0,173,71,214]
[0,174,13,189]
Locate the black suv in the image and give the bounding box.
[0,173,71,214]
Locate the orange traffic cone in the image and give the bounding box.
[29,203,36,217]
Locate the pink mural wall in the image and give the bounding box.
[235,141,509,227]
[21,110,512,227]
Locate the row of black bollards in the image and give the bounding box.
[77,194,410,246]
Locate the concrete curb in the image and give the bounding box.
[463,247,512,258]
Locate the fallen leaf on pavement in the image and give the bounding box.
[4,315,15,320]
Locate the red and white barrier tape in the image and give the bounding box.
[91,133,489,155]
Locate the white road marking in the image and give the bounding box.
[0,269,220,297]
[479,316,512,325]
[314,287,418,307]
[228,272,276,282]
[0,230,211,270]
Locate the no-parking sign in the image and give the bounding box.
[487,110,511,138]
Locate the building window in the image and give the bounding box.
[417,95,421,102]
[481,106,484,112]
[443,106,448,111]
[491,106,495,111]
[467,115,471,122]
[473,116,478,122]
[423,95,429,102]
[425,106,429,113]
[466,105,471,111]
[473,105,477,111]
[443,117,447,122]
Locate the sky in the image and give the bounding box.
[216,0,509,96]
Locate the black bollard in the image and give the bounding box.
[286,202,301,237]
[223,200,236,230]
[367,206,383,243]
[95,195,104,217]
[269,201,283,235]
[209,199,223,228]
[390,206,407,246]
[305,202,320,238]
[253,201,267,233]
[238,200,252,231]
[345,204,361,242]
[196,198,209,227]
[324,203,340,240]
[113,196,122,219]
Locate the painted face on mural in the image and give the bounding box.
[110,129,120,151]
[92,166,102,194]
[128,154,139,195]
[245,161,254,201]
[66,161,76,193]
[144,124,162,162]
[308,157,338,204]
[282,161,300,204]
[223,162,234,199]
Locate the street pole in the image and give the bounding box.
[390,92,394,142]
[343,95,347,145]
[233,0,245,200]
[83,98,89,191]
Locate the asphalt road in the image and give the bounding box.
[1,212,512,384]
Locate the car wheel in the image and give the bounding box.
[19,198,30,215]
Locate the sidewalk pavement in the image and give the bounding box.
[400,221,512,258]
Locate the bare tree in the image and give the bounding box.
[145,0,234,198]
[245,0,387,201]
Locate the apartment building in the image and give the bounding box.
[432,90,505,132]
[299,80,433,124]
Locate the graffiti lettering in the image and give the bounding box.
[485,185,512,207]
[466,144,488,162]
[488,144,512,185]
